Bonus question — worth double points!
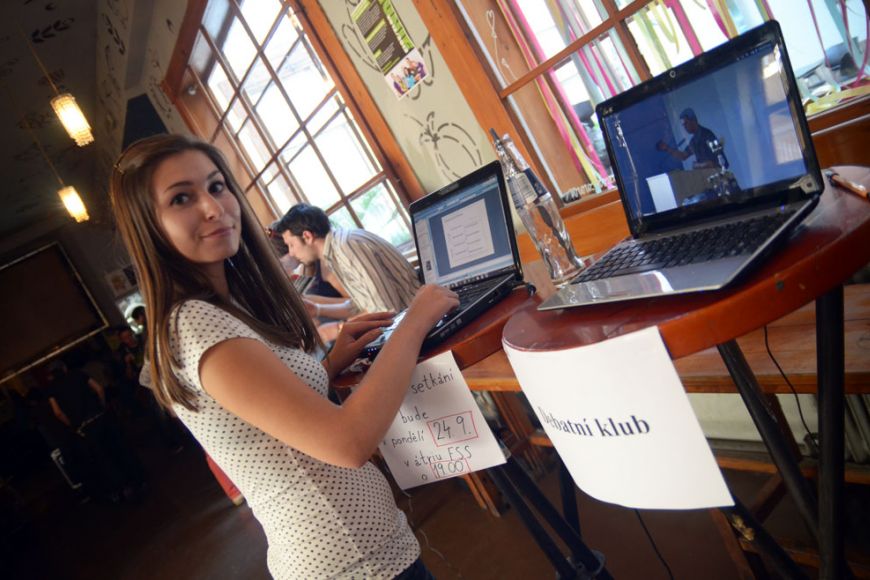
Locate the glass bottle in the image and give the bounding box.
[491,130,584,286]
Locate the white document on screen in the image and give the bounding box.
[378,351,506,490]
[504,326,733,509]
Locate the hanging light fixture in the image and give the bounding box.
[19,23,94,147]
[57,185,90,222]
[2,84,91,224]
[50,93,94,147]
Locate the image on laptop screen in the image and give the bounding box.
[603,41,810,223]
[414,174,514,288]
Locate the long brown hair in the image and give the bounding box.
[110,134,321,411]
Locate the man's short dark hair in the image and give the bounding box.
[131,305,145,321]
[274,203,331,238]
[680,108,697,121]
[267,220,290,256]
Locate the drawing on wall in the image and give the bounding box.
[102,12,126,55]
[405,34,435,101]
[484,9,519,83]
[30,18,75,44]
[408,112,482,181]
[0,57,19,80]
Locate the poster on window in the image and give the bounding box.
[377,351,506,489]
[351,0,428,99]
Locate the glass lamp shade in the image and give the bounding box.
[50,93,94,147]
[58,186,89,222]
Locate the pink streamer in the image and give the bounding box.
[505,0,608,178]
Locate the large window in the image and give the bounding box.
[457,0,868,196]
[184,0,412,249]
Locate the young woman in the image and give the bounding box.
[110,134,458,579]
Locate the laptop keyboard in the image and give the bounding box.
[454,280,494,306]
[575,210,796,283]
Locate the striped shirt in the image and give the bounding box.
[323,228,420,313]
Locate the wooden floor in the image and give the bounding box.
[4,417,870,579]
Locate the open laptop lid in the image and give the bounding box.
[410,160,522,289]
[597,20,822,238]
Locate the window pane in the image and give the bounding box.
[315,113,378,194]
[571,0,604,29]
[241,57,271,105]
[350,182,411,248]
[256,83,299,148]
[238,0,281,44]
[202,0,231,38]
[264,11,301,71]
[267,173,296,214]
[774,0,868,102]
[280,131,307,165]
[260,161,279,185]
[677,0,728,51]
[205,58,234,113]
[278,41,335,119]
[328,206,357,230]
[306,94,340,135]
[287,145,341,207]
[626,4,695,76]
[238,120,270,172]
[514,0,566,61]
[226,97,246,133]
[221,17,257,80]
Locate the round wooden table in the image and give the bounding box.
[502,166,870,579]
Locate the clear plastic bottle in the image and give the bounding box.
[491,130,584,286]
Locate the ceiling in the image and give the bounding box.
[0,0,185,248]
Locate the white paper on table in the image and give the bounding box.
[378,351,506,489]
[504,326,733,509]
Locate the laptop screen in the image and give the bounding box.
[600,23,818,233]
[414,173,515,288]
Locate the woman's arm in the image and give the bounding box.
[199,285,458,469]
[302,297,357,320]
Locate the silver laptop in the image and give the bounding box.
[540,21,822,311]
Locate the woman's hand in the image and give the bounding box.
[324,311,395,379]
[398,284,460,336]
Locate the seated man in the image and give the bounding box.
[274,203,420,314]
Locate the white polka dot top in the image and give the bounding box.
[169,300,419,579]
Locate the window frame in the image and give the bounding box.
[163,0,425,247]
[417,0,868,207]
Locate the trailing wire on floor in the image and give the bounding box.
[763,325,814,442]
[634,510,674,580]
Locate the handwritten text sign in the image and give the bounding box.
[504,326,733,510]
[378,351,506,489]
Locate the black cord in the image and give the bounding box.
[762,325,813,438]
[634,510,674,580]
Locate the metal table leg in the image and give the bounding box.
[559,459,582,537]
[489,457,611,579]
[717,340,819,537]
[722,498,809,579]
[816,285,850,579]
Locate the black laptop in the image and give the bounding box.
[363,160,523,358]
[539,20,823,311]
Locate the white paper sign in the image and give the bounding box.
[504,326,733,509]
[378,351,506,489]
